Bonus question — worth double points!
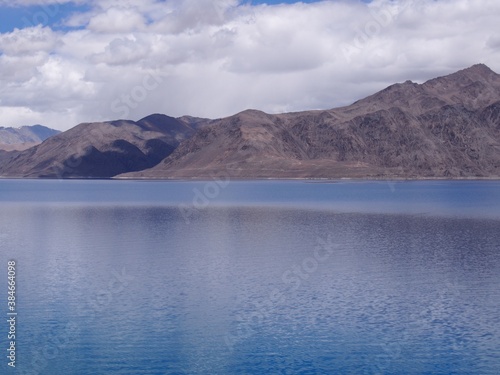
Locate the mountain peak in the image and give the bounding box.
[0,125,60,146]
[462,63,496,76]
[238,109,269,116]
[137,113,184,132]
[139,113,175,123]
[447,63,498,83]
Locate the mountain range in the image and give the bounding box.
[0,115,208,178]
[0,125,60,151]
[1,64,499,179]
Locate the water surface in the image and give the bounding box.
[0,180,499,374]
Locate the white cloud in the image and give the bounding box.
[87,7,147,33]
[0,26,60,55]
[1,0,500,130]
[0,53,48,83]
[90,36,151,65]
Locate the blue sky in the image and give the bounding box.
[0,0,499,130]
[0,3,90,33]
[0,1,371,33]
[0,1,308,32]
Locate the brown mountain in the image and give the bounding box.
[0,114,209,178]
[1,64,500,179]
[121,64,500,179]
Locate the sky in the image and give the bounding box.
[0,0,500,131]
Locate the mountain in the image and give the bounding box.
[0,150,15,164]
[1,64,500,179]
[121,64,500,179]
[0,125,61,151]
[0,114,209,178]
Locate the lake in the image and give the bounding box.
[0,180,499,374]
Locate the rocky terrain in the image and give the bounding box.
[1,64,499,179]
[0,114,209,178]
[122,64,500,179]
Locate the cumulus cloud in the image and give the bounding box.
[1,0,500,130]
[87,7,147,33]
[0,26,60,55]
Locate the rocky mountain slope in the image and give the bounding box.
[0,125,60,151]
[1,64,499,179]
[0,114,209,178]
[122,64,500,179]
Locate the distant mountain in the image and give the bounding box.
[0,125,60,149]
[121,64,500,179]
[1,64,500,179]
[0,115,210,178]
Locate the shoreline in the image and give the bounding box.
[1,176,500,182]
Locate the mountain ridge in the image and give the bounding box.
[120,64,500,179]
[1,64,500,179]
[0,115,208,178]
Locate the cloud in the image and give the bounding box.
[87,7,147,33]
[486,35,500,50]
[1,0,500,130]
[90,36,151,65]
[0,26,60,55]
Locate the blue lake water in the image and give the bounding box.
[0,180,499,374]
